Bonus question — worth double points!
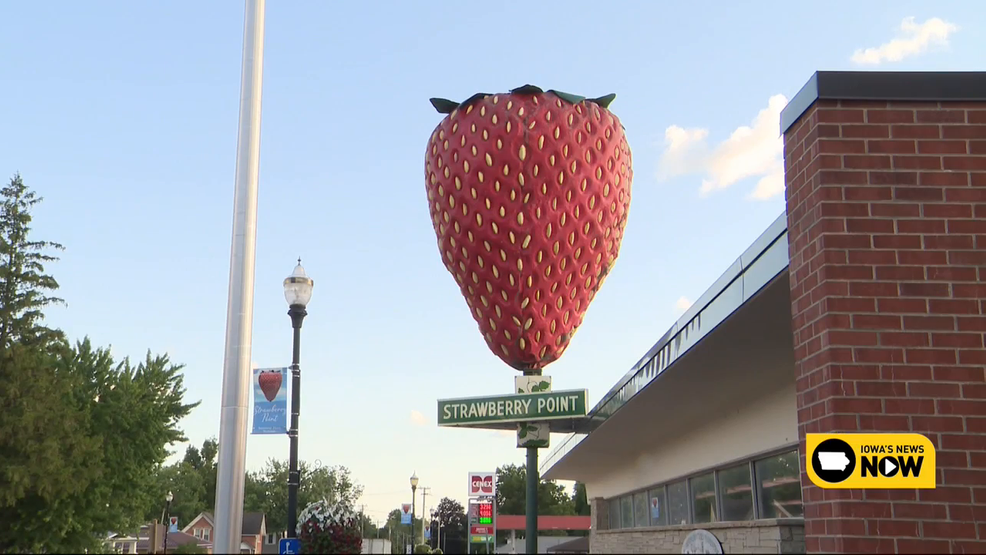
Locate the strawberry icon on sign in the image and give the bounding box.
[258,370,282,402]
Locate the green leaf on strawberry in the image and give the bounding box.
[429,85,616,114]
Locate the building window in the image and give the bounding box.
[608,497,621,530]
[620,495,633,529]
[633,491,649,528]
[648,487,667,527]
[690,472,717,524]
[202,528,211,542]
[756,450,803,518]
[667,480,689,526]
[602,448,804,531]
[719,463,754,521]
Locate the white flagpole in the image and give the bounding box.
[214,0,266,552]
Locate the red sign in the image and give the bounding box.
[478,503,493,519]
[470,526,492,535]
[468,472,495,496]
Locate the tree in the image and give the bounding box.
[0,174,97,552]
[357,510,378,539]
[42,341,197,551]
[146,438,220,527]
[0,343,101,552]
[244,459,364,534]
[1,340,198,553]
[494,464,576,539]
[573,482,590,516]
[495,464,575,516]
[0,175,199,553]
[382,508,426,555]
[431,498,466,555]
[0,173,64,350]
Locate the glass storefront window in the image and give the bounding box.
[608,498,621,530]
[633,492,649,528]
[648,487,667,527]
[719,463,754,521]
[756,451,804,518]
[620,495,634,529]
[690,472,717,524]
[667,480,689,526]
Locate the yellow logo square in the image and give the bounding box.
[806,433,936,489]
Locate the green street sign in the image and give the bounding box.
[438,390,588,427]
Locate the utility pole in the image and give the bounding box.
[419,487,430,546]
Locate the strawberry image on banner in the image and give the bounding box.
[252,367,288,434]
[259,369,282,402]
[425,86,632,370]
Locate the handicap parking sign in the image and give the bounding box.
[279,538,301,554]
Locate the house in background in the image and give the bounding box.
[133,524,212,554]
[182,511,267,554]
[105,532,139,554]
[261,531,286,554]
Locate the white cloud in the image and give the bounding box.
[674,296,693,315]
[851,17,959,65]
[410,410,428,426]
[657,95,788,200]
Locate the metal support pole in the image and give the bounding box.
[522,369,540,555]
[420,487,430,546]
[287,306,306,537]
[163,500,171,554]
[411,487,417,553]
[214,0,266,553]
[526,447,538,555]
[492,494,498,555]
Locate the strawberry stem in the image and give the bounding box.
[429,86,617,114]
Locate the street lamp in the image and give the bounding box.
[410,472,419,552]
[164,491,173,554]
[284,259,314,539]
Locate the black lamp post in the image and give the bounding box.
[284,259,314,539]
[410,472,419,552]
[163,491,173,554]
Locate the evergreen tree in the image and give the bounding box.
[0,173,64,349]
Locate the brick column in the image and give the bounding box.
[590,497,609,532]
[782,72,986,554]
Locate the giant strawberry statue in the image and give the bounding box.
[426,85,632,370]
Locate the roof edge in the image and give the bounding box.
[780,71,986,134]
[542,211,791,477]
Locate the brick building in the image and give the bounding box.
[540,71,986,554]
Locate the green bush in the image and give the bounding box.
[414,544,432,554]
[432,549,444,554]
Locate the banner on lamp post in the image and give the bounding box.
[252,367,288,435]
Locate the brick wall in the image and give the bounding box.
[784,94,986,553]
[591,520,805,554]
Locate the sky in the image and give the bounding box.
[1,0,983,528]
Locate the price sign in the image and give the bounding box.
[478,502,493,525]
